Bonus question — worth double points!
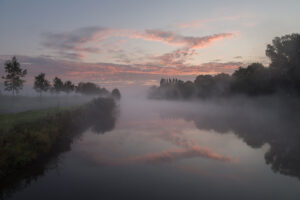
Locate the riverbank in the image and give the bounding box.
[0,95,95,114]
[0,97,117,178]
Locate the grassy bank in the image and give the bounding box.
[0,107,75,133]
[0,95,94,114]
[0,97,116,178]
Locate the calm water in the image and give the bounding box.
[3,95,300,200]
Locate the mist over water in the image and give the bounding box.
[3,89,300,200]
[2,0,300,199]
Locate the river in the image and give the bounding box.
[3,94,300,200]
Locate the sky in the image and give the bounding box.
[1,0,300,88]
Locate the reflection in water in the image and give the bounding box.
[2,96,300,200]
[161,97,300,180]
[130,145,233,164]
[74,117,235,167]
[0,104,118,200]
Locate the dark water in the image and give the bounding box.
[3,96,300,200]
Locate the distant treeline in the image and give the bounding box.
[149,33,300,99]
[1,56,121,99]
[35,74,111,96]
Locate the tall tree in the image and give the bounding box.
[266,33,300,93]
[63,80,75,94]
[52,77,64,94]
[76,82,108,95]
[34,73,51,96]
[111,88,121,99]
[2,56,27,95]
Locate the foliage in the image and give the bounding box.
[34,73,51,95]
[149,33,300,99]
[0,97,116,178]
[266,33,300,93]
[76,82,109,96]
[2,56,27,95]
[0,95,93,114]
[0,108,65,133]
[63,80,75,94]
[231,63,273,95]
[52,77,64,94]
[111,88,121,100]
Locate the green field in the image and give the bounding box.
[0,108,67,133]
[0,97,116,178]
[0,95,94,114]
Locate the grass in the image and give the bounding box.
[0,97,116,178]
[0,105,82,133]
[0,95,93,114]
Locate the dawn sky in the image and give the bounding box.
[1,0,300,87]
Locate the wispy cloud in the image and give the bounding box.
[134,29,234,49]
[134,30,234,66]
[42,27,114,59]
[41,26,234,65]
[0,55,242,87]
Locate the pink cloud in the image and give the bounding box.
[130,145,233,164]
[71,118,236,167]
[75,146,234,167]
[42,27,235,64]
[0,55,242,87]
[134,29,234,49]
[134,31,234,65]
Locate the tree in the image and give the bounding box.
[181,81,195,98]
[34,73,51,96]
[111,88,121,100]
[63,80,75,94]
[194,75,215,97]
[266,33,300,93]
[266,34,300,70]
[231,63,272,95]
[52,77,64,94]
[213,73,231,96]
[2,56,27,95]
[76,82,109,95]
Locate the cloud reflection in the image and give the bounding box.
[130,145,233,164]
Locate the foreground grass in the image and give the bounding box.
[0,95,93,114]
[0,97,116,178]
[0,107,75,133]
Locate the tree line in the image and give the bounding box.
[149,33,300,99]
[1,56,121,98]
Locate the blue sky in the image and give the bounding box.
[1,0,300,87]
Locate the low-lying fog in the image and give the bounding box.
[119,89,300,179]
[4,87,300,200]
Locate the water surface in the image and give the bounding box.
[4,96,300,200]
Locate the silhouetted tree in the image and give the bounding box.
[213,73,231,96]
[181,81,195,98]
[111,88,121,100]
[194,75,215,97]
[266,33,300,94]
[63,80,75,94]
[34,73,51,96]
[2,56,27,95]
[149,33,300,99]
[76,82,109,95]
[52,77,64,94]
[231,63,272,95]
